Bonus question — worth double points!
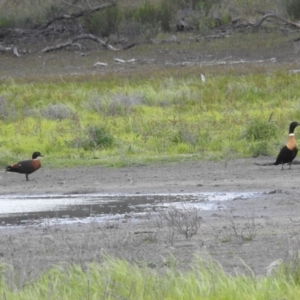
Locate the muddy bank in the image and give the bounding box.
[1,157,298,195]
[0,158,300,282]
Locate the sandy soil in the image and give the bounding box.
[1,157,300,282]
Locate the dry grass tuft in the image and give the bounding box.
[40,104,73,120]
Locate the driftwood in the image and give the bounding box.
[0,44,11,52]
[93,62,108,67]
[42,33,119,52]
[150,35,180,44]
[252,13,300,29]
[165,57,277,67]
[114,58,135,63]
[233,13,300,31]
[0,44,20,57]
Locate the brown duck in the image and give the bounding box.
[255,122,299,170]
[6,151,43,181]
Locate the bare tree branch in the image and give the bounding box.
[0,44,20,57]
[42,33,119,52]
[0,44,12,52]
[13,46,20,57]
[85,0,92,10]
[37,1,115,30]
[252,13,300,29]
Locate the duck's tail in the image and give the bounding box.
[5,164,18,172]
[254,160,300,166]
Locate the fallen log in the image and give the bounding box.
[252,13,300,29]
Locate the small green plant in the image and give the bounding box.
[69,126,115,150]
[249,141,273,157]
[157,0,175,32]
[83,6,122,37]
[244,119,278,141]
[0,17,14,29]
[126,0,175,34]
[279,259,300,285]
[87,126,115,149]
[133,1,158,26]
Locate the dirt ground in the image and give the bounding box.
[1,157,300,283]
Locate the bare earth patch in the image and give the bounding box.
[1,157,300,284]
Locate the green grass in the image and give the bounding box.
[1,256,300,299]
[1,67,300,167]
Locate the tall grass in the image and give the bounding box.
[1,256,300,299]
[1,68,300,167]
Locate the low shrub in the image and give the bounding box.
[87,94,144,116]
[70,126,115,150]
[243,119,278,141]
[125,0,175,33]
[40,104,73,120]
[83,6,122,37]
[249,141,274,157]
[88,126,115,148]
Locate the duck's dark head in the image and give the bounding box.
[289,122,300,134]
[32,152,43,159]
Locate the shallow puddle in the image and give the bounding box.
[0,192,261,227]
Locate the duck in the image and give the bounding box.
[275,121,299,169]
[255,121,299,170]
[6,151,43,181]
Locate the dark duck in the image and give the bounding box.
[6,151,43,181]
[255,121,300,170]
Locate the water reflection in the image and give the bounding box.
[0,192,260,227]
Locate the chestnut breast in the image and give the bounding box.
[287,134,298,150]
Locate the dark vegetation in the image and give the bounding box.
[1,0,300,55]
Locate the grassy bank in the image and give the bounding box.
[0,65,300,167]
[1,256,300,299]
